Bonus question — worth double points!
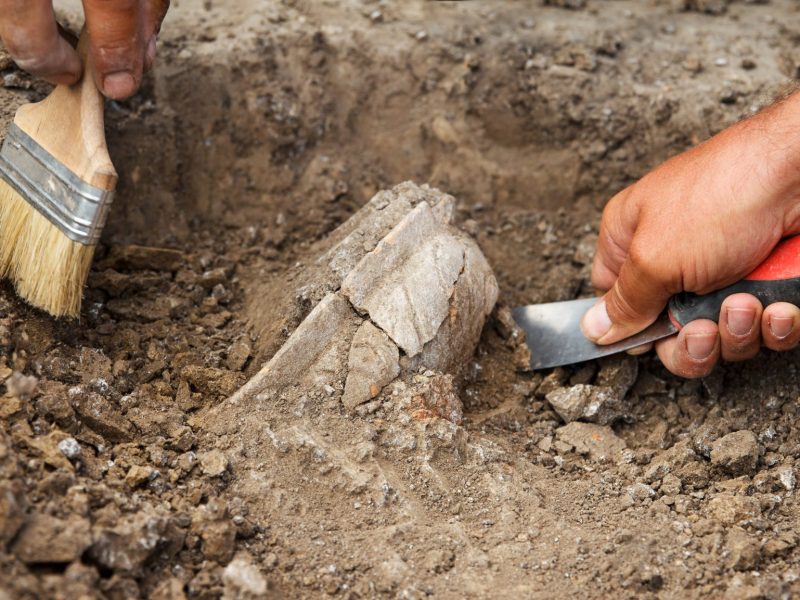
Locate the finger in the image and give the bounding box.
[719,293,763,362]
[82,0,146,99]
[582,248,673,345]
[762,302,800,351]
[143,0,169,71]
[655,319,720,378]
[0,0,81,85]
[591,187,636,292]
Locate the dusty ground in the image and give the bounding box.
[2,0,800,598]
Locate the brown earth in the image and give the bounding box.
[2,0,800,598]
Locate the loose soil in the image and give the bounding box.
[2,1,800,598]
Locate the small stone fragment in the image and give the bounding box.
[201,521,236,563]
[408,373,464,425]
[199,449,229,477]
[710,431,759,475]
[222,555,268,599]
[708,494,761,525]
[726,528,760,571]
[343,321,400,410]
[226,337,252,372]
[13,514,91,564]
[778,466,796,491]
[72,390,133,442]
[57,437,81,460]
[762,532,796,559]
[126,465,157,488]
[546,384,625,424]
[5,372,38,400]
[89,512,184,573]
[555,422,626,462]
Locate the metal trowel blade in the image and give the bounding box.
[512,297,677,370]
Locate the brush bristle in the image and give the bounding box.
[0,179,28,279]
[0,180,94,318]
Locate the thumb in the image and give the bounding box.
[581,252,673,345]
[82,0,146,99]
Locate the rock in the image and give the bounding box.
[408,373,464,425]
[595,355,638,397]
[660,474,683,496]
[692,419,731,458]
[182,366,245,397]
[104,245,185,271]
[226,337,252,372]
[13,514,91,564]
[626,483,656,503]
[88,512,184,573]
[126,465,157,488]
[72,390,133,442]
[232,293,360,400]
[342,202,466,357]
[222,555,268,599]
[726,528,760,571]
[0,482,26,545]
[408,235,498,375]
[555,422,626,462]
[762,532,796,559]
[710,431,759,475]
[644,439,698,483]
[5,372,38,400]
[58,437,81,460]
[199,449,229,477]
[778,466,796,491]
[342,321,400,410]
[708,494,761,525]
[201,521,236,563]
[545,384,625,424]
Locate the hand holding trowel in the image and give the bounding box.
[512,92,800,377]
[514,235,800,370]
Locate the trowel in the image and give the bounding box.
[513,236,800,370]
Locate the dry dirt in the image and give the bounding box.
[3,0,800,598]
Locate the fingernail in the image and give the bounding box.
[726,307,756,337]
[686,332,716,360]
[770,316,794,340]
[102,71,136,99]
[582,300,612,341]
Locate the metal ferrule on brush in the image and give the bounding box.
[0,123,114,245]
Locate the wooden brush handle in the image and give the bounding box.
[12,30,117,192]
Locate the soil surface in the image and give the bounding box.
[3,1,800,598]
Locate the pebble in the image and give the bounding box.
[57,437,81,460]
[726,528,760,571]
[714,57,728,67]
[222,555,268,598]
[126,465,158,488]
[710,431,759,475]
[778,467,796,491]
[199,449,229,477]
[13,514,91,564]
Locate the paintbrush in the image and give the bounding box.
[0,30,117,317]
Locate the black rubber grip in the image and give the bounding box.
[668,277,800,327]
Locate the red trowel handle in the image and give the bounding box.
[668,236,800,327]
